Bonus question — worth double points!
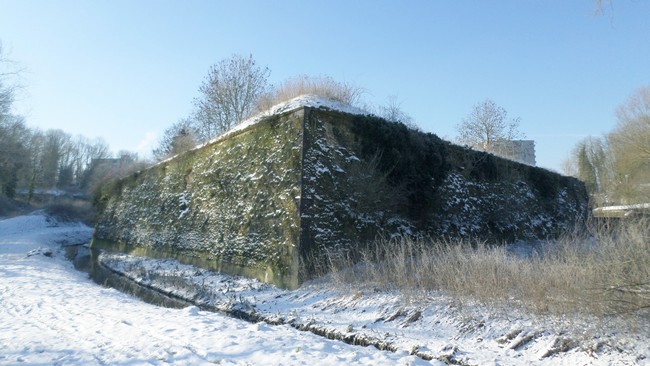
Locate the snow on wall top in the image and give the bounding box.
[207,95,369,145]
[158,95,369,165]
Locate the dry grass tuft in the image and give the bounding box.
[255,75,365,112]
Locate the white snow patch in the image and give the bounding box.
[178,191,191,219]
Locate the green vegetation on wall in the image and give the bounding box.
[95,110,305,288]
[94,106,589,288]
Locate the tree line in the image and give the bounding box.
[0,120,115,199]
[0,44,130,200]
[152,54,533,167]
[568,86,650,206]
[5,43,645,208]
[451,90,649,208]
[1,49,412,202]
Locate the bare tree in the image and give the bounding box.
[573,137,613,205]
[377,95,415,128]
[611,86,650,161]
[193,54,270,141]
[0,80,12,116]
[456,99,524,159]
[0,42,25,116]
[0,116,29,198]
[0,43,16,116]
[152,118,198,161]
[593,0,613,15]
[607,86,650,203]
[39,129,71,188]
[0,43,27,197]
[561,157,578,177]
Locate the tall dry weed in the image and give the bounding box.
[255,75,365,112]
[324,219,649,318]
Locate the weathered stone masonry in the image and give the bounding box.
[94,105,588,289]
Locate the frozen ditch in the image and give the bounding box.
[73,249,414,358]
[67,244,193,309]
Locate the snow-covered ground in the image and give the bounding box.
[99,254,650,366]
[0,213,429,365]
[1,212,648,365]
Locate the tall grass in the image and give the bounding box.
[325,219,649,318]
[255,75,365,112]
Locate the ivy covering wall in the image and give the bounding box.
[94,106,588,289]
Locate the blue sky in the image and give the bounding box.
[1,0,649,172]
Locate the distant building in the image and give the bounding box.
[491,140,536,166]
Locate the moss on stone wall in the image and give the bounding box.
[94,106,588,288]
[94,110,304,288]
[296,108,588,272]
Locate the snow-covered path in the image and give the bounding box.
[0,213,428,365]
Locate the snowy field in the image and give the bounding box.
[1,212,648,365]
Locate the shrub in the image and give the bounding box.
[590,218,650,315]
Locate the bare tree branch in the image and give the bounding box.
[192,54,270,141]
[456,99,524,159]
